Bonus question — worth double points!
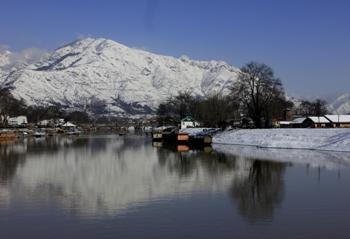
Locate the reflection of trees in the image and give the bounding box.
[156,148,239,178]
[26,137,62,154]
[230,160,286,223]
[0,144,25,183]
[199,152,238,175]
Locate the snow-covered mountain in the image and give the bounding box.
[328,93,350,114]
[1,38,239,115]
[0,50,12,79]
[0,48,49,82]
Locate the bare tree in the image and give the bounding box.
[0,88,26,127]
[297,99,328,116]
[231,62,288,128]
[156,91,238,127]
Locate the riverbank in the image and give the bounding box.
[213,128,350,152]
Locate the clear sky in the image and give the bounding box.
[1,0,349,97]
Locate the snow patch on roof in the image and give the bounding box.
[325,115,350,123]
[307,116,330,123]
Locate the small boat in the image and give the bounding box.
[151,126,174,141]
[180,128,217,148]
[162,128,189,144]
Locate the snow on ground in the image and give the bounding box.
[213,128,350,152]
[213,144,350,170]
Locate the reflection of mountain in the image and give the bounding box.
[231,160,286,223]
[1,136,252,218]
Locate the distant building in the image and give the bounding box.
[277,121,293,128]
[276,117,305,128]
[276,115,350,128]
[62,122,77,128]
[291,117,306,128]
[55,119,66,127]
[38,119,51,127]
[180,116,200,129]
[324,115,350,128]
[8,116,28,127]
[302,116,330,128]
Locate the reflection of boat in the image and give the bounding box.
[152,141,163,148]
[155,140,212,153]
[33,130,46,138]
[117,127,128,136]
[0,130,17,142]
[46,129,56,136]
[177,145,190,152]
[17,129,31,137]
[65,129,81,136]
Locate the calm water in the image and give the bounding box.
[1,135,350,239]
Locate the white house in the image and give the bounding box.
[62,122,77,128]
[181,116,200,129]
[8,116,28,127]
[55,119,65,126]
[38,119,51,127]
[304,116,330,128]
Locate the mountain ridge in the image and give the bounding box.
[1,38,349,116]
[1,38,240,116]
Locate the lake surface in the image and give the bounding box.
[1,135,350,239]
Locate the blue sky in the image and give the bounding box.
[1,0,349,97]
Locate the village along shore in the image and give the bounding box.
[1,113,350,153]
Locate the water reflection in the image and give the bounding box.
[0,136,252,218]
[1,136,350,224]
[0,143,26,184]
[231,160,286,223]
[214,144,350,170]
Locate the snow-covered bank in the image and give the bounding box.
[213,128,350,152]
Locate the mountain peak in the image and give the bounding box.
[2,37,240,116]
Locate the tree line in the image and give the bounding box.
[1,62,329,128]
[156,62,328,128]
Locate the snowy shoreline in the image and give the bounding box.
[213,128,350,152]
